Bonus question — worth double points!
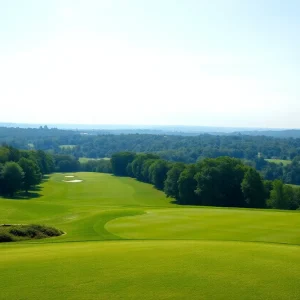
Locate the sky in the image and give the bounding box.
[0,0,300,128]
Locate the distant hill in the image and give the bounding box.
[0,122,289,135]
[233,130,300,138]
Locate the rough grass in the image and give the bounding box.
[0,224,63,242]
[265,158,292,166]
[1,172,300,299]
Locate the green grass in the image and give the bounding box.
[1,172,300,299]
[265,158,292,166]
[79,157,110,163]
[59,144,76,150]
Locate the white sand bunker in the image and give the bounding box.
[65,176,74,178]
[63,180,83,183]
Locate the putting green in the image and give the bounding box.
[0,173,300,299]
[107,208,300,244]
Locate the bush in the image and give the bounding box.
[0,230,14,242]
[0,224,63,242]
[9,227,29,237]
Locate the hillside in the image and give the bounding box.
[0,173,300,299]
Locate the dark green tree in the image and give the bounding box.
[131,154,159,181]
[241,168,266,208]
[194,157,246,207]
[148,159,170,190]
[111,152,136,176]
[1,162,24,197]
[164,163,185,199]
[141,159,157,183]
[177,164,198,205]
[18,158,42,193]
[269,180,288,209]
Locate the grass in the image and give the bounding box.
[265,158,292,166]
[0,172,300,299]
[79,157,110,163]
[59,144,76,149]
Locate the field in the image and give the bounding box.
[265,158,292,166]
[1,173,300,299]
[79,157,110,163]
[59,144,76,150]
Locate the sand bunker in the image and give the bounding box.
[65,176,74,178]
[63,180,83,183]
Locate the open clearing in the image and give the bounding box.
[265,158,292,166]
[79,157,110,163]
[1,173,300,299]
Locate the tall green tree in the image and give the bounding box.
[131,154,159,181]
[194,157,246,207]
[18,158,42,193]
[241,168,266,208]
[1,162,24,197]
[149,159,170,190]
[177,164,198,205]
[269,180,288,209]
[111,152,136,176]
[141,159,157,183]
[164,163,185,199]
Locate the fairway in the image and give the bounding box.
[1,173,300,299]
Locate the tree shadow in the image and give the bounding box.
[11,191,43,200]
[42,175,50,182]
[170,199,180,205]
[30,185,42,192]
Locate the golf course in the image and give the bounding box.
[1,172,300,299]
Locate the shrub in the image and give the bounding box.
[0,231,14,242]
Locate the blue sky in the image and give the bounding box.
[1,0,300,128]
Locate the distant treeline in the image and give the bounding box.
[111,152,300,210]
[4,126,300,184]
[248,156,300,185]
[3,126,300,161]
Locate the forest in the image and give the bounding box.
[111,152,300,210]
[2,126,300,184]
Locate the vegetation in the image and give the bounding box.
[0,224,63,242]
[111,152,300,210]
[265,158,292,166]
[3,126,300,162]
[1,173,300,299]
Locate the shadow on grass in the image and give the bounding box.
[13,191,43,200]
[1,182,46,200]
[42,175,50,182]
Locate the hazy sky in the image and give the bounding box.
[1,0,300,128]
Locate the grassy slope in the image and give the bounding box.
[265,158,292,166]
[79,157,110,163]
[1,173,300,299]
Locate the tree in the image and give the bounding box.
[35,150,55,174]
[18,158,42,193]
[164,163,185,199]
[1,162,24,197]
[177,164,198,205]
[131,154,159,181]
[241,168,266,208]
[194,157,246,207]
[111,152,136,176]
[148,159,170,190]
[269,180,288,209]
